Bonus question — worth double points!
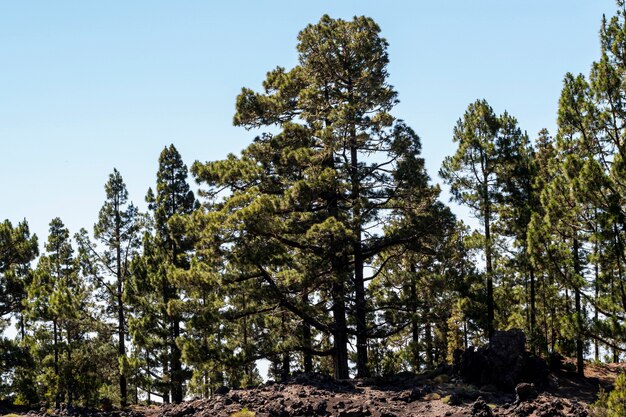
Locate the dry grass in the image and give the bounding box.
[230,408,255,417]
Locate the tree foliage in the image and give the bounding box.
[7,3,626,406]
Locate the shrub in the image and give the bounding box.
[592,373,626,417]
[231,408,255,417]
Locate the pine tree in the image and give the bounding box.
[440,100,527,340]
[0,219,38,331]
[494,124,539,350]
[529,120,590,376]
[206,14,437,379]
[128,145,197,403]
[26,218,79,406]
[0,219,38,398]
[553,1,626,360]
[77,169,141,406]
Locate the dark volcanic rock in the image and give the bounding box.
[454,329,549,391]
[515,383,538,403]
[447,392,463,406]
[142,369,592,417]
[569,401,589,417]
[470,398,493,417]
[514,402,536,417]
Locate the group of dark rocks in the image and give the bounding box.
[3,330,607,417]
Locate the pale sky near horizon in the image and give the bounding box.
[0,1,617,249]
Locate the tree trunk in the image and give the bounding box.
[171,320,183,403]
[162,355,170,404]
[117,270,127,406]
[118,288,127,406]
[484,190,494,340]
[302,293,313,372]
[54,319,60,408]
[573,238,584,377]
[463,321,468,350]
[324,131,349,380]
[332,279,349,380]
[350,132,368,378]
[281,312,290,381]
[161,279,171,404]
[541,273,550,353]
[281,352,290,382]
[594,246,599,362]
[425,315,433,369]
[529,265,536,353]
[409,277,420,371]
[20,315,26,341]
[67,328,74,405]
[354,245,368,377]
[116,202,128,407]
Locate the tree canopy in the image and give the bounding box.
[4,4,626,406]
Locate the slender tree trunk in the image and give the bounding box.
[354,245,368,377]
[118,288,127,406]
[350,130,368,378]
[425,313,433,369]
[573,238,584,377]
[330,248,350,379]
[549,274,557,353]
[614,229,624,363]
[169,235,184,404]
[594,243,599,362]
[282,353,290,382]
[243,299,251,385]
[484,189,494,340]
[54,319,60,408]
[332,279,349,379]
[529,265,536,354]
[162,354,170,404]
[542,274,550,353]
[20,315,25,341]
[611,270,618,362]
[302,292,313,373]
[117,275,127,405]
[593,213,600,362]
[323,129,349,380]
[411,319,419,372]
[161,279,170,404]
[171,320,183,403]
[67,328,74,405]
[463,321,468,350]
[409,277,420,371]
[213,365,224,388]
[281,312,290,381]
[115,201,128,407]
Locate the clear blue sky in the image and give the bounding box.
[0,1,616,247]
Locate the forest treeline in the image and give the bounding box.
[2,2,626,408]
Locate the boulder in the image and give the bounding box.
[454,329,549,391]
[470,398,494,417]
[515,383,538,403]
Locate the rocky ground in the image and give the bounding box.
[2,364,618,417]
[3,331,623,417]
[147,366,606,417]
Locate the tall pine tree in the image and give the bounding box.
[129,145,197,403]
[77,169,141,406]
[440,100,527,340]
